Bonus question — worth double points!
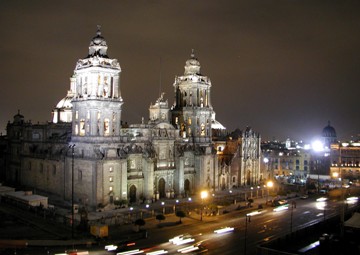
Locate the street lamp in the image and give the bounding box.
[69,144,75,239]
[200,190,208,221]
[266,180,273,203]
[244,214,251,255]
[290,201,296,234]
[161,201,165,215]
[174,199,179,214]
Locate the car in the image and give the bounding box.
[63,251,89,255]
[271,199,288,207]
[316,197,328,202]
[214,226,235,234]
[300,195,308,199]
[169,234,194,245]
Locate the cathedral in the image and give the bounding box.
[4,27,262,210]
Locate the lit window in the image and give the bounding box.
[201,123,205,136]
[130,160,136,169]
[80,119,85,136]
[75,111,78,120]
[104,118,110,136]
[75,124,79,135]
[109,176,113,182]
[109,186,113,191]
[109,167,113,172]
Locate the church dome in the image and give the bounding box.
[184,49,201,75]
[13,110,24,124]
[56,96,73,109]
[322,121,337,138]
[87,25,109,58]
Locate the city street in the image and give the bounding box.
[1,193,358,255]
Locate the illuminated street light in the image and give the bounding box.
[200,190,208,221]
[312,140,324,152]
[161,201,165,214]
[244,211,261,254]
[266,180,273,203]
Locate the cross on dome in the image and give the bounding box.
[96,25,101,36]
[191,49,195,58]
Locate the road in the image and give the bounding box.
[1,195,356,255]
[97,196,349,255]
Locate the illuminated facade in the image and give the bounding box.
[5,27,261,209]
[215,127,262,189]
[330,141,360,183]
[261,140,310,184]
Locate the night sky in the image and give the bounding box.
[1,1,360,142]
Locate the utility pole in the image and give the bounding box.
[244,215,251,255]
[70,144,75,239]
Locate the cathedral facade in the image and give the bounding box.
[4,28,262,209]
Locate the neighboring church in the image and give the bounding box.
[4,27,262,209]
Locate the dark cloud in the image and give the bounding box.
[1,0,359,141]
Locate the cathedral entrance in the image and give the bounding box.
[158,178,166,198]
[221,177,226,190]
[184,179,190,197]
[129,185,137,203]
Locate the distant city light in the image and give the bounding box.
[304,144,311,150]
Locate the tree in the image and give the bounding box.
[175,210,186,223]
[133,218,146,233]
[156,214,165,223]
[134,218,146,228]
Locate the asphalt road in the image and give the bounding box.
[0,195,357,255]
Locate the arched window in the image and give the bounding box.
[200,123,205,136]
[104,118,110,136]
[80,119,85,136]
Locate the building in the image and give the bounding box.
[4,27,261,210]
[215,128,262,189]
[261,139,310,185]
[330,141,360,184]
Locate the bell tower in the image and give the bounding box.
[71,26,123,139]
[171,50,213,143]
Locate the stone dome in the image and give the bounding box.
[87,25,108,58]
[322,121,337,138]
[184,49,201,75]
[13,110,24,124]
[55,96,73,109]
